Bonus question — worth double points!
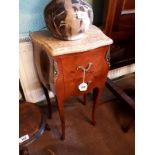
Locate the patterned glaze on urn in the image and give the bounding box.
[44,0,93,40]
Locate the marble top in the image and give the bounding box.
[30,25,113,56]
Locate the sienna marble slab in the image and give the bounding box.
[30,25,113,56]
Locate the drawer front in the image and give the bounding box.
[60,46,109,97]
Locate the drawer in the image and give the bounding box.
[60,46,109,96]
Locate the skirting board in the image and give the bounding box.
[19,40,135,103]
[108,64,135,80]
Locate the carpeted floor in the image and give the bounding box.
[27,74,135,155]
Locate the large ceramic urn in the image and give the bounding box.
[44,0,93,40]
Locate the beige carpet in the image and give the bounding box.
[27,74,135,155]
[28,96,134,155]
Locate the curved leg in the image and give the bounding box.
[55,96,65,140]
[45,123,51,131]
[92,87,102,126]
[122,117,135,132]
[41,83,52,119]
[20,147,29,155]
[83,94,87,105]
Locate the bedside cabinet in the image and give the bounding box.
[30,25,113,140]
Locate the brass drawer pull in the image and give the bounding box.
[77,63,93,91]
[77,62,93,72]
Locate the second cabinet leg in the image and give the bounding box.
[83,94,87,105]
[56,96,65,140]
[92,87,102,126]
[41,83,52,119]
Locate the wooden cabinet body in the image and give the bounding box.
[56,46,109,98]
[93,0,135,69]
[105,0,135,39]
[105,0,135,69]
